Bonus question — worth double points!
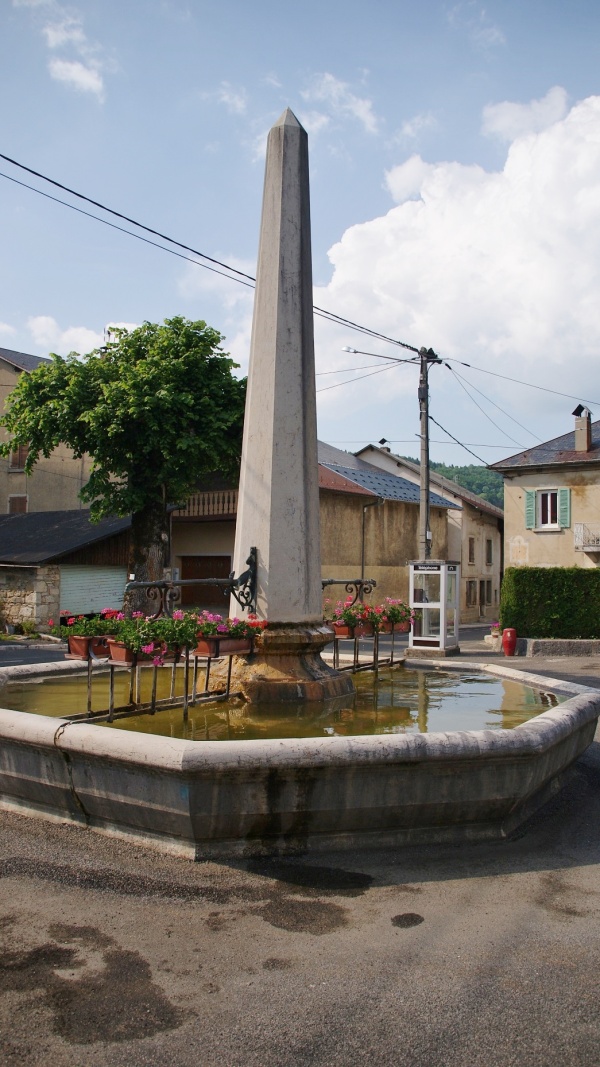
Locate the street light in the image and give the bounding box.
[341,343,442,560]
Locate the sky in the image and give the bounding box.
[2,0,600,466]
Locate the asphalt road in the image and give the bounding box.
[1,731,600,1065]
[2,630,600,1065]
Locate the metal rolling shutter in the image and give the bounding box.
[59,565,128,615]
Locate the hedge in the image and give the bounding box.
[500,567,600,639]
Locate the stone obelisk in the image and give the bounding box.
[229,108,354,702]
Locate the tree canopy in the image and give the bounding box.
[0,316,247,589]
[401,457,504,509]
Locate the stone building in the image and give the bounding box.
[0,347,93,515]
[490,408,600,569]
[356,445,504,623]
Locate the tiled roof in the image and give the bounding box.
[321,463,460,509]
[0,347,51,373]
[356,444,503,518]
[490,420,600,471]
[318,465,374,496]
[0,511,131,565]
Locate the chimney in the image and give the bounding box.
[573,405,592,452]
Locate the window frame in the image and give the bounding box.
[468,536,475,564]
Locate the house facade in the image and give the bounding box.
[490,408,600,569]
[0,347,92,515]
[356,444,503,623]
[170,442,458,611]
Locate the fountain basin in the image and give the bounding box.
[0,659,598,857]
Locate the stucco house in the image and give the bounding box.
[170,442,460,611]
[490,407,600,569]
[0,347,93,515]
[355,444,503,623]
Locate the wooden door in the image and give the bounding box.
[180,555,232,607]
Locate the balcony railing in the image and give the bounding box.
[173,489,238,520]
[574,522,600,550]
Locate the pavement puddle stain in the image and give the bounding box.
[0,921,182,1044]
[391,913,425,928]
[257,897,349,935]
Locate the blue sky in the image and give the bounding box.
[2,0,600,465]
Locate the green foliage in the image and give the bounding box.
[500,567,600,638]
[401,457,504,508]
[0,317,246,522]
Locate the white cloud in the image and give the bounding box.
[0,322,17,337]
[397,112,436,141]
[14,1,110,100]
[301,73,380,134]
[482,86,569,141]
[297,110,330,138]
[447,3,505,49]
[48,58,104,99]
[27,316,103,355]
[314,94,600,429]
[215,81,247,115]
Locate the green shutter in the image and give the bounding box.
[559,488,571,528]
[525,490,536,529]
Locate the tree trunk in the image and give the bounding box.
[124,501,169,616]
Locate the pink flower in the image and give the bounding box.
[152,655,164,667]
[132,611,144,619]
[67,618,75,626]
[116,612,125,621]
[48,618,54,627]
[141,643,155,654]
[172,610,185,620]
[217,624,228,633]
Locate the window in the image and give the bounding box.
[485,539,493,566]
[468,536,475,564]
[486,580,492,605]
[9,443,29,470]
[466,580,477,607]
[525,488,570,530]
[8,495,27,514]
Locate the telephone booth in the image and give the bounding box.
[409,560,460,652]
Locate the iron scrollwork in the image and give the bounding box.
[124,546,257,618]
[321,577,377,606]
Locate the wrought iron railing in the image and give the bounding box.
[574,522,600,550]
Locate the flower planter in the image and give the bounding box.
[378,622,392,634]
[106,640,156,665]
[331,622,374,638]
[193,636,253,658]
[67,635,114,660]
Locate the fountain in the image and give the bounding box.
[0,111,598,857]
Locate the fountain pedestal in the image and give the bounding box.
[214,626,355,704]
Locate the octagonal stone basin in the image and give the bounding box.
[0,658,598,858]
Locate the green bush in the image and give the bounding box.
[500,567,600,638]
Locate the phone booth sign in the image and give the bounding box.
[409,560,460,653]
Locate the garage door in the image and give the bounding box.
[59,565,128,616]
[180,555,232,607]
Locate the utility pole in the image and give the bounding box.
[418,346,442,560]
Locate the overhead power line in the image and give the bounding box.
[0,152,417,353]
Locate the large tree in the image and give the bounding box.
[0,316,246,604]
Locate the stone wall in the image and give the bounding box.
[0,565,60,630]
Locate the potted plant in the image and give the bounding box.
[381,598,413,633]
[193,611,260,657]
[51,608,122,659]
[328,599,375,638]
[106,610,200,665]
[490,621,501,637]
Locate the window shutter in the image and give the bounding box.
[525,490,536,529]
[558,488,571,528]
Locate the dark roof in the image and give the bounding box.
[318,465,374,496]
[318,441,373,471]
[0,347,51,373]
[321,463,460,509]
[356,444,503,518]
[0,511,131,565]
[490,420,600,472]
